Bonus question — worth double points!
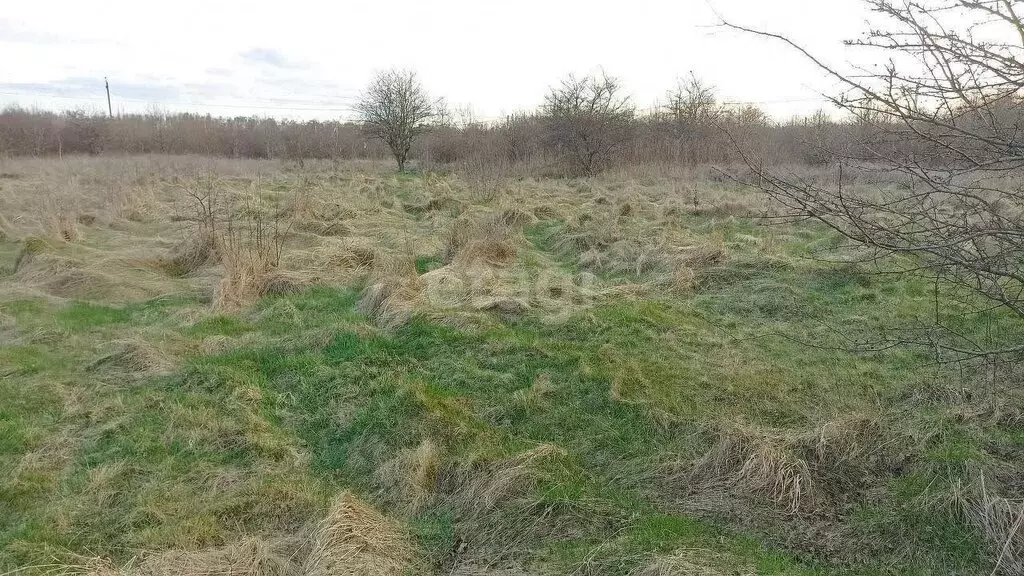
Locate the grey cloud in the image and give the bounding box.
[239,48,306,70]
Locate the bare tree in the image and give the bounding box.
[356,69,434,171]
[665,74,722,163]
[666,74,721,126]
[725,0,1024,363]
[542,72,635,176]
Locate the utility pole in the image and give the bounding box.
[105,77,112,117]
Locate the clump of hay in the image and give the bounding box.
[310,237,377,275]
[692,423,815,514]
[471,296,530,317]
[403,194,464,217]
[31,538,303,576]
[449,444,567,514]
[213,238,297,311]
[162,232,218,276]
[953,474,1024,576]
[87,340,173,375]
[376,441,567,524]
[213,261,270,312]
[420,266,470,308]
[532,204,562,221]
[676,239,727,270]
[262,271,311,296]
[303,492,416,576]
[13,236,53,271]
[376,439,442,513]
[357,253,423,328]
[13,251,130,301]
[136,537,302,576]
[685,415,889,515]
[554,211,618,256]
[441,210,526,266]
[213,262,309,311]
[630,549,741,576]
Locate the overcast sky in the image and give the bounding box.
[0,0,879,121]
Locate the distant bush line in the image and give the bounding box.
[0,105,883,173]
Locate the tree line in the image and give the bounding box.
[0,74,865,175]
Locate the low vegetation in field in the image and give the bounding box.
[1,156,1022,575]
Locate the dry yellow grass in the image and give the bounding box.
[0,155,744,325]
[303,492,417,576]
[25,492,413,576]
[683,414,892,515]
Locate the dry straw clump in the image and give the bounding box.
[357,253,423,328]
[134,537,302,576]
[86,339,174,375]
[358,208,568,328]
[553,205,727,292]
[629,549,749,576]
[302,492,416,576]
[441,208,531,267]
[684,414,890,515]
[451,444,567,515]
[952,474,1024,576]
[376,440,567,523]
[33,492,415,576]
[211,192,296,311]
[162,232,218,277]
[375,438,443,514]
[12,248,128,302]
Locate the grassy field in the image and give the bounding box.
[0,156,1021,575]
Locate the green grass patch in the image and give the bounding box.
[56,302,132,331]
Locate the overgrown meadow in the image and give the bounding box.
[1,156,1021,575]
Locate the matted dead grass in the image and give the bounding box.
[629,549,750,576]
[680,414,896,516]
[0,155,754,324]
[302,492,417,576]
[28,491,415,576]
[86,339,174,375]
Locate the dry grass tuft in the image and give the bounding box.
[452,444,567,514]
[692,423,816,514]
[12,251,132,301]
[30,490,420,576]
[57,212,80,242]
[952,474,1024,576]
[262,270,312,297]
[303,492,416,576]
[87,339,174,375]
[162,232,218,276]
[630,549,746,576]
[685,415,890,515]
[554,206,727,290]
[213,260,270,312]
[376,439,442,513]
[14,236,54,271]
[30,538,303,576]
[358,253,423,328]
[136,537,303,576]
[442,211,524,267]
